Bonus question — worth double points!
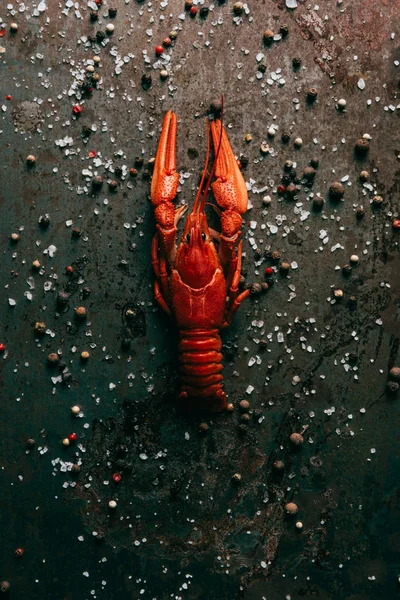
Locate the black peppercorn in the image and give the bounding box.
[96,31,106,43]
[313,196,324,209]
[342,264,352,275]
[310,157,320,169]
[258,64,267,73]
[88,35,96,43]
[209,99,222,116]
[281,132,290,143]
[114,166,123,178]
[141,73,152,90]
[239,156,249,169]
[134,156,144,168]
[286,183,297,198]
[356,206,365,219]
[92,175,103,189]
[292,57,301,68]
[109,180,118,190]
[250,282,262,295]
[260,283,269,293]
[72,227,81,238]
[142,169,151,180]
[82,125,92,137]
[303,166,316,180]
[259,338,268,348]
[0,581,10,593]
[108,7,117,17]
[90,11,98,21]
[254,248,262,259]
[57,291,70,305]
[387,381,399,394]
[82,287,91,297]
[329,181,345,200]
[355,138,370,156]
[280,261,290,274]
[281,174,291,186]
[307,88,318,102]
[200,6,209,17]
[26,438,36,448]
[280,25,289,37]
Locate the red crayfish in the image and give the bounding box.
[151,106,249,411]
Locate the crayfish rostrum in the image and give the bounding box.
[151,108,249,411]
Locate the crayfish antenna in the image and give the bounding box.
[193,120,212,214]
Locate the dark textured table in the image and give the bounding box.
[0,0,399,598]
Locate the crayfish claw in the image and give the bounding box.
[151,110,179,208]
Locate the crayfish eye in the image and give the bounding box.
[201,233,206,241]
[186,233,191,243]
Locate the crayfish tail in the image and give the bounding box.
[178,329,227,412]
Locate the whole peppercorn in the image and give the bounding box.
[260,282,269,293]
[112,472,122,483]
[47,352,59,365]
[250,282,262,295]
[239,155,249,169]
[257,64,267,73]
[141,73,152,90]
[294,137,303,148]
[284,160,293,171]
[239,399,250,412]
[254,247,263,259]
[265,267,274,277]
[75,306,87,319]
[134,156,144,168]
[337,98,347,110]
[169,30,178,40]
[387,381,399,394]
[313,196,324,209]
[281,132,290,143]
[329,181,345,200]
[34,321,46,334]
[108,7,117,17]
[71,405,81,415]
[185,0,193,8]
[342,264,352,275]
[210,99,222,116]
[200,6,209,17]
[10,23,18,33]
[90,10,98,21]
[356,206,365,219]
[163,37,172,48]
[155,45,164,55]
[389,366,400,380]
[348,295,357,307]
[277,184,286,195]
[333,288,344,299]
[233,2,244,14]
[81,351,90,360]
[91,73,100,83]
[10,232,20,242]
[259,338,268,348]
[263,30,274,44]
[392,219,400,230]
[57,291,70,305]
[303,166,316,181]
[199,422,209,432]
[292,57,301,68]
[281,174,291,186]
[286,183,297,198]
[96,31,106,43]
[296,521,303,530]
[114,166,123,178]
[307,88,318,102]
[271,250,281,261]
[280,261,290,274]
[232,473,242,483]
[15,547,24,558]
[238,423,248,435]
[0,343,5,353]
[355,138,369,156]
[109,180,118,190]
[82,125,92,137]
[189,4,197,14]
[241,413,250,423]
[273,460,285,472]
[226,402,234,412]
[280,25,289,37]
[68,432,77,443]
[290,432,304,446]
[350,254,359,264]
[285,502,298,515]
[108,500,117,509]
[27,154,36,165]
[310,157,320,169]
[72,227,81,238]
[243,282,252,291]
[26,438,35,448]
[129,167,138,177]
[359,170,369,182]
[32,259,41,270]
[142,169,151,181]
[71,464,81,475]
[0,581,10,593]
[92,175,103,189]
[372,195,384,207]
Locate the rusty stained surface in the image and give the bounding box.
[0,0,400,598]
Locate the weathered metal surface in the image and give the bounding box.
[0,0,400,598]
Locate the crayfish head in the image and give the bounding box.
[175,212,219,289]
